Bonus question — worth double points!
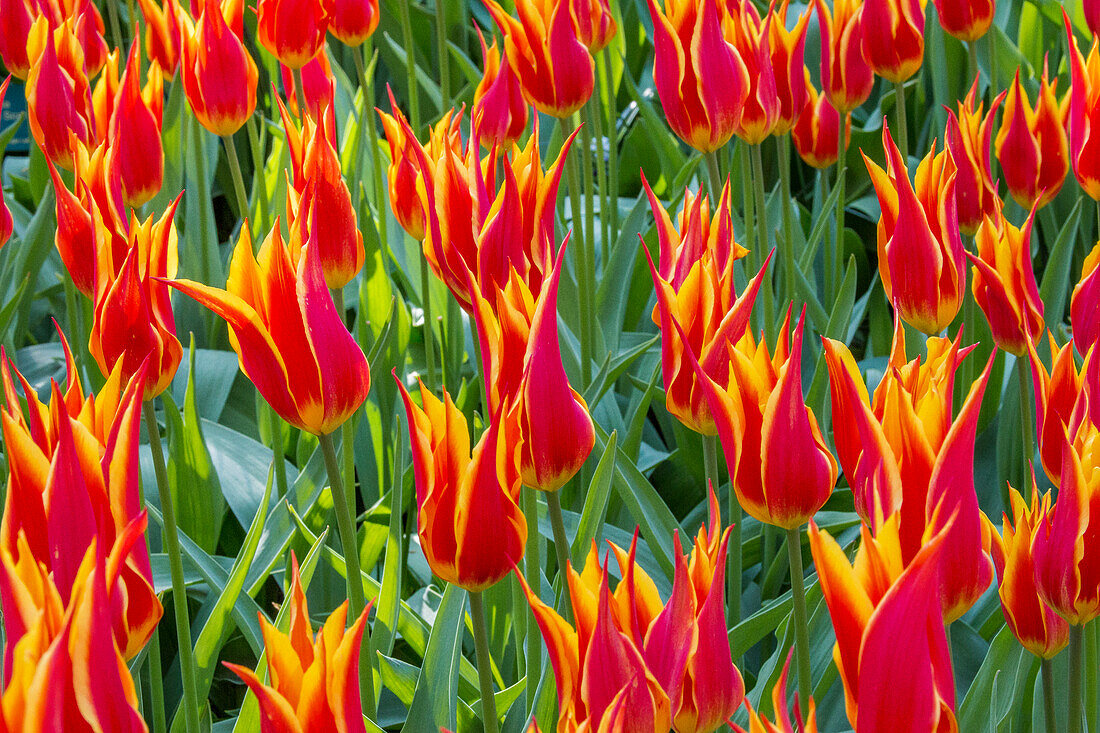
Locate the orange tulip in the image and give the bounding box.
[323,0,377,47]
[485,0,594,118]
[769,2,813,136]
[109,39,166,208]
[724,2,780,144]
[572,0,617,52]
[861,0,925,83]
[473,28,529,150]
[792,73,849,169]
[1072,243,1100,353]
[397,379,525,592]
[180,0,259,136]
[24,17,96,170]
[816,0,873,114]
[734,650,818,733]
[994,65,1069,210]
[225,555,370,733]
[257,0,328,69]
[0,0,36,78]
[1027,335,1090,484]
[947,80,1005,236]
[988,482,1070,658]
[686,309,838,530]
[279,50,336,122]
[934,0,995,41]
[1065,13,1100,201]
[645,0,749,152]
[137,0,183,75]
[864,123,966,334]
[169,219,371,435]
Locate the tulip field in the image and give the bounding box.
[6,0,1100,729]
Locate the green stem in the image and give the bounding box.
[601,51,619,239]
[751,143,775,341]
[893,80,909,162]
[333,288,358,503]
[105,0,123,52]
[968,40,979,84]
[1042,658,1058,733]
[292,67,309,121]
[778,136,797,310]
[588,96,610,264]
[705,433,741,626]
[353,44,389,269]
[245,118,269,235]
[546,491,573,622]
[397,0,421,131]
[703,150,723,199]
[1070,624,1084,733]
[521,487,542,714]
[419,257,438,391]
[1018,359,1034,501]
[561,115,592,387]
[469,591,500,733]
[318,431,376,721]
[580,106,597,287]
[832,120,848,302]
[147,619,167,733]
[1087,619,1098,733]
[786,525,813,717]
[266,404,288,499]
[222,134,251,227]
[142,402,199,733]
[434,0,451,109]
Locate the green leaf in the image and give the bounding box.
[402,583,465,733]
[570,431,617,566]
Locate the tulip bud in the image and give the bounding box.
[727,3,780,144]
[1065,13,1100,201]
[994,65,1069,210]
[861,0,926,83]
[137,0,184,76]
[110,40,166,208]
[473,29,529,150]
[947,80,1005,236]
[816,0,873,114]
[257,0,328,69]
[934,0,995,42]
[25,18,95,170]
[572,0,617,52]
[769,1,812,136]
[1073,244,1100,353]
[181,0,259,136]
[1028,335,1089,484]
[323,0,378,47]
[792,73,849,169]
[0,0,35,79]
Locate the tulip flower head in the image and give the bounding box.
[724,2,780,144]
[934,0,995,41]
[109,39,166,208]
[24,17,96,170]
[0,0,37,78]
[1027,335,1090,483]
[994,65,1069,210]
[1087,0,1100,38]
[136,0,183,75]
[792,73,849,169]
[323,0,378,46]
[861,0,926,83]
[257,0,328,69]
[1065,13,1100,201]
[473,28,530,150]
[816,0,874,114]
[769,1,813,136]
[180,0,259,136]
[1072,243,1100,354]
[947,80,1005,236]
[572,0,617,52]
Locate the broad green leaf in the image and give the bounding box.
[402,583,465,733]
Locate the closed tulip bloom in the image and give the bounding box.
[110,40,165,208]
[225,556,370,733]
[1072,243,1100,353]
[769,2,812,135]
[137,0,183,75]
[947,80,1005,236]
[324,0,377,46]
[58,0,111,75]
[169,220,371,435]
[861,0,925,83]
[792,73,849,168]
[1065,13,1100,201]
[398,379,525,592]
[645,0,749,152]
[0,0,35,78]
[864,123,966,334]
[25,18,96,170]
[573,0,616,52]
[816,0,873,114]
[934,0,994,41]
[180,0,259,136]
[994,66,1069,210]
[257,0,328,69]
[725,2,780,144]
[988,483,1070,659]
[1027,335,1089,483]
[279,50,335,121]
[734,650,818,733]
[473,29,529,150]
[485,0,594,118]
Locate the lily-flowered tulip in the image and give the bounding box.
[816,0,873,114]
[0,0,36,78]
[473,29,529,150]
[967,205,1044,356]
[792,74,848,169]
[279,50,336,121]
[987,482,1070,658]
[734,650,818,733]
[137,0,183,75]
[169,219,371,435]
[642,176,767,435]
[861,0,926,83]
[864,123,966,334]
[180,0,259,136]
[109,39,165,208]
[1028,335,1089,483]
[809,515,957,733]
[934,0,995,41]
[769,2,812,136]
[257,0,328,69]
[573,0,617,52]
[645,0,749,152]
[225,556,370,733]
[398,379,525,592]
[485,0,594,118]
[1072,243,1100,353]
[725,2,780,144]
[994,65,1069,210]
[1065,13,1100,201]
[323,0,377,46]
[24,17,96,170]
[90,199,183,400]
[947,80,1005,236]
[687,309,838,529]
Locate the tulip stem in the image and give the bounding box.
[586,97,609,264]
[522,487,542,709]
[704,434,740,626]
[546,491,573,622]
[601,51,619,240]
[469,590,500,733]
[786,526,813,718]
[147,628,167,733]
[967,41,979,84]
[221,134,251,228]
[1042,658,1058,733]
[397,0,421,131]
[832,120,848,302]
[778,136,797,310]
[580,105,597,285]
[318,430,377,721]
[434,0,451,109]
[703,151,723,200]
[562,115,593,387]
[1087,620,1098,733]
[105,0,123,52]
[751,143,776,341]
[245,118,270,235]
[1017,359,1034,498]
[420,257,438,391]
[265,404,288,499]
[1070,624,1085,733]
[142,402,200,733]
[893,81,909,162]
[352,44,389,267]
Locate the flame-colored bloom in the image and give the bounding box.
[471,242,594,492]
[0,339,161,664]
[643,176,766,435]
[792,73,849,169]
[861,0,925,83]
[809,515,958,733]
[225,556,370,733]
[934,0,994,41]
[947,80,1004,236]
[1028,335,1090,483]
[1087,0,1100,37]
[109,39,165,208]
[279,49,335,122]
[137,0,183,75]
[645,0,749,152]
[473,29,529,150]
[994,65,1069,210]
[816,0,873,114]
[257,0,328,69]
[90,200,183,400]
[1072,243,1100,353]
[769,2,812,135]
[0,0,36,78]
[724,2,780,144]
[169,219,370,435]
[864,123,966,334]
[323,0,377,46]
[397,379,524,592]
[1065,13,1100,201]
[734,650,818,733]
[687,309,838,530]
[987,482,1070,658]
[572,0,617,52]
[180,0,259,136]
[485,0,595,118]
[25,17,96,170]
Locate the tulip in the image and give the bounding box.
[810,515,958,733]
[137,0,183,75]
[61,0,110,75]
[180,0,259,136]
[1072,244,1100,353]
[1028,335,1089,483]
[323,0,377,46]
[485,0,594,118]
[861,0,925,83]
[769,2,812,136]
[257,0,328,69]
[994,65,1069,210]
[473,28,529,150]
[864,123,966,334]
[169,219,371,435]
[816,0,873,114]
[734,650,818,733]
[109,39,166,208]
[645,0,749,152]
[988,482,1070,659]
[24,17,96,170]
[0,0,35,78]
[225,556,370,733]
[792,73,849,169]
[947,80,1005,236]
[572,0,617,52]
[279,50,335,122]
[722,2,779,145]
[397,378,524,592]
[1065,13,1100,201]
[1088,0,1100,38]
[934,0,994,41]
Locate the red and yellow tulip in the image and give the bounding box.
[1065,13,1100,201]
[724,2,780,144]
[279,50,335,122]
[934,0,995,41]
[1027,335,1090,483]
[109,38,165,208]
[816,0,873,114]
[473,29,529,150]
[180,0,259,136]
[572,0,617,52]
[323,0,377,47]
[861,0,926,83]
[257,0,328,69]
[25,17,96,170]
[769,2,813,136]
[792,74,849,169]
[946,80,1005,236]
[994,65,1069,210]
[136,0,183,76]
[1072,243,1100,354]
